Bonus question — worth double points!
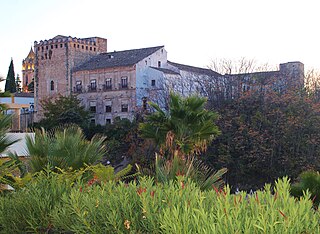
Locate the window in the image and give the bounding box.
[86,46,88,50]
[90,47,92,51]
[90,119,96,124]
[82,45,84,49]
[26,75,28,85]
[51,45,53,49]
[145,60,147,65]
[46,46,48,50]
[48,50,52,59]
[77,44,80,48]
[90,79,96,91]
[121,77,128,88]
[50,80,54,91]
[89,101,96,113]
[106,119,111,124]
[105,78,112,90]
[74,44,76,48]
[142,97,147,110]
[106,105,112,112]
[151,80,156,86]
[55,44,58,49]
[76,81,82,92]
[60,44,63,48]
[94,48,96,51]
[121,104,128,112]
[158,61,161,68]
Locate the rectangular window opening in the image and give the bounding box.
[121,77,128,88]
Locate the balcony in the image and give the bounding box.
[102,84,112,91]
[73,86,82,93]
[119,83,128,90]
[87,85,97,92]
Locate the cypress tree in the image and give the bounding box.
[5,59,16,93]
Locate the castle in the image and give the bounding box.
[23,35,304,125]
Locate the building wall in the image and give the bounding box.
[135,47,167,106]
[73,66,137,124]
[34,36,107,120]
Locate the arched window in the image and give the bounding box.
[50,80,54,91]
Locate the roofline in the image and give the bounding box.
[101,45,164,55]
[168,60,221,76]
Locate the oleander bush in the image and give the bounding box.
[1,175,319,233]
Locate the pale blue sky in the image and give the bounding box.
[0,0,319,88]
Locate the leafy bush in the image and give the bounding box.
[154,153,227,191]
[0,163,132,233]
[291,170,320,207]
[1,176,319,233]
[26,125,106,172]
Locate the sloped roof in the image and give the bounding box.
[150,67,180,75]
[168,61,221,77]
[74,46,164,72]
[27,47,35,59]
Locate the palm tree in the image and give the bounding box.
[140,92,221,158]
[140,93,226,188]
[26,125,107,172]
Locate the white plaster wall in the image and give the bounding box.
[0,97,34,105]
[135,47,167,106]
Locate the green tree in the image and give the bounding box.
[140,93,221,158]
[36,95,90,129]
[4,59,16,93]
[27,79,34,92]
[15,74,21,93]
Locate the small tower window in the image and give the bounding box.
[151,80,156,86]
[55,44,58,49]
[158,61,161,68]
[50,80,54,91]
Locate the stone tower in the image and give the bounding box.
[279,61,304,89]
[33,35,108,120]
[22,47,35,92]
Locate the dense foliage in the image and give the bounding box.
[0,176,319,233]
[206,89,320,190]
[26,125,106,172]
[35,95,90,129]
[291,170,320,207]
[140,93,220,158]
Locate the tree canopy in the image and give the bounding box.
[139,93,221,158]
[36,95,90,129]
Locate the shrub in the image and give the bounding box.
[26,125,106,172]
[1,176,320,233]
[291,170,320,208]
